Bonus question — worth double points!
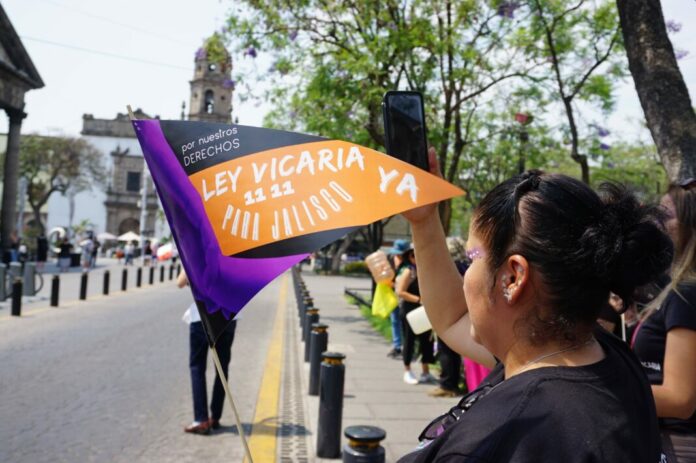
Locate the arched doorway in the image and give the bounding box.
[118,218,139,235]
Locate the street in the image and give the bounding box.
[0,273,282,463]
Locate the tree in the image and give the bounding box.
[224,0,543,232]
[521,0,625,184]
[616,0,696,183]
[17,135,105,235]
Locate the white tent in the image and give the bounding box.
[117,231,140,242]
[97,232,117,241]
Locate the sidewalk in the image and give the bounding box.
[295,271,459,461]
[0,258,179,313]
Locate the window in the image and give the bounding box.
[208,63,217,71]
[126,172,141,192]
[204,90,215,114]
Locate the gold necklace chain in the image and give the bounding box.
[514,337,596,376]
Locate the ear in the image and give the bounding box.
[499,254,529,304]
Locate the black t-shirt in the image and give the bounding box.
[633,283,696,434]
[398,328,662,463]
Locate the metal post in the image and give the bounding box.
[309,323,329,396]
[22,262,36,296]
[304,308,319,362]
[122,268,128,291]
[177,263,181,275]
[11,278,22,316]
[149,266,154,285]
[9,262,21,281]
[136,267,142,287]
[79,271,88,300]
[0,263,6,301]
[342,426,386,463]
[50,274,59,307]
[159,265,164,282]
[317,352,346,458]
[103,270,110,295]
[169,264,174,280]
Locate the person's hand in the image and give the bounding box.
[401,146,442,225]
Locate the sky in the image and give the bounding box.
[2,0,696,143]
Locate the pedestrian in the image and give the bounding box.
[58,237,72,273]
[81,236,93,270]
[124,241,135,266]
[396,246,436,385]
[91,239,100,268]
[428,237,467,398]
[177,269,237,435]
[150,241,159,266]
[143,240,152,266]
[398,162,672,462]
[36,233,48,272]
[386,239,410,359]
[633,179,696,462]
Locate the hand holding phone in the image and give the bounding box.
[382,91,429,171]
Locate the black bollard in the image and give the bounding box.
[169,264,174,280]
[11,278,22,316]
[177,263,181,275]
[136,267,142,287]
[309,323,329,396]
[103,270,110,296]
[122,268,128,291]
[317,352,346,458]
[149,267,154,285]
[300,295,313,328]
[304,308,319,362]
[50,274,59,307]
[159,265,165,282]
[342,426,386,463]
[79,271,88,300]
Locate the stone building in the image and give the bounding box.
[48,41,235,237]
[0,4,44,255]
[188,45,233,123]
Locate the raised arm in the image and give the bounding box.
[403,147,495,368]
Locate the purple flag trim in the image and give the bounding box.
[132,120,306,319]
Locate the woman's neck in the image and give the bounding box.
[502,335,603,379]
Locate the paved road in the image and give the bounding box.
[0,275,283,463]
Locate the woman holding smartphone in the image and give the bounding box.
[397,150,672,462]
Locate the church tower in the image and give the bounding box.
[188,36,233,123]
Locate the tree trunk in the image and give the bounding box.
[616,0,696,183]
[31,204,45,235]
[329,230,359,274]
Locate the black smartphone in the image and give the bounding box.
[382,90,429,171]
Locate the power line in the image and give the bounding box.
[32,0,191,46]
[21,35,191,71]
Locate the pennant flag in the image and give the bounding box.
[131,119,462,344]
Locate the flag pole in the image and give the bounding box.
[126,105,252,461]
[210,345,254,463]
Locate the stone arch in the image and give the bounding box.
[118,218,139,235]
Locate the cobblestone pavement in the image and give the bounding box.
[0,275,282,463]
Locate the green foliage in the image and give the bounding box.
[18,135,105,234]
[223,0,663,232]
[344,294,393,341]
[342,261,370,275]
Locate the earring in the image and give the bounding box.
[503,287,512,302]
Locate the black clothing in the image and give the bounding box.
[398,328,662,463]
[399,264,435,366]
[36,236,48,262]
[634,283,696,434]
[437,339,461,392]
[598,302,622,337]
[58,243,72,258]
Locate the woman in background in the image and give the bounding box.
[633,179,696,462]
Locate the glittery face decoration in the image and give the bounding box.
[465,246,486,261]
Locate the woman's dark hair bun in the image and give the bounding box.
[581,183,673,304]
